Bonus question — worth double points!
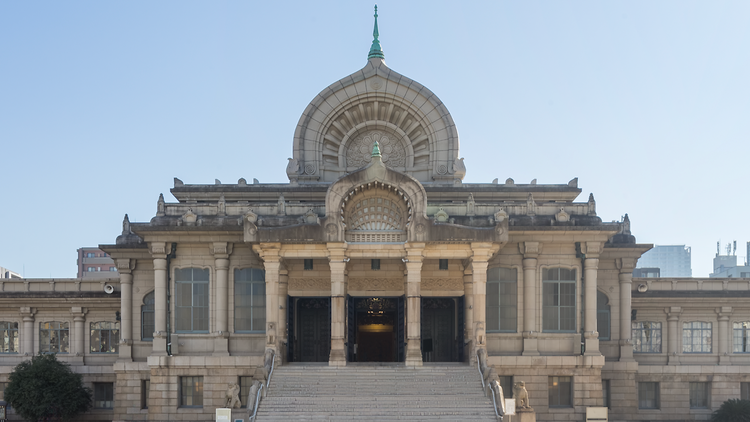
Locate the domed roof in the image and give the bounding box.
[287,8,464,186]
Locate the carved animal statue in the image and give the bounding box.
[513,381,530,409]
[225,383,241,409]
[247,380,263,414]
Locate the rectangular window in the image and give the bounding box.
[180,376,203,408]
[94,383,114,409]
[40,321,69,353]
[439,259,448,270]
[689,382,710,409]
[638,382,659,409]
[175,268,210,333]
[0,321,19,353]
[683,321,712,353]
[90,321,119,353]
[548,376,572,407]
[741,382,750,400]
[371,259,380,270]
[602,380,610,408]
[734,322,749,353]
[486,268,518,332]
[234,268,266,333]
[542,268,576,332]
[632,322,662,353]
[141,380,150,409]
[304,259,314,270]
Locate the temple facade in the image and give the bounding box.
[1,11,749,422]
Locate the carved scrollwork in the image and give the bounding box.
[348,278,403,291]
[421,278,463,290]
[288,278,330,291]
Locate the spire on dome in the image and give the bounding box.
[368,5,385,59]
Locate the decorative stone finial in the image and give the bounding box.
[368,5,385,59]
[156,194,165,216]
[372,140,382,157]
[122,214,131,235]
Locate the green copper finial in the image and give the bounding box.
[368,5,385,59]
[372,141,382,157]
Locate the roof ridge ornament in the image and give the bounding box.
[372,140,382,157]
[368,5,385,59]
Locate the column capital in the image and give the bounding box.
[405,243,425,261]
[615,257,638,272]
[326,242,348,262]
[253,243,282,262]
[665,306,682,320]
[716,307,733,319]
[470,242,499,262]
[580,241,603,258]
[20,307,36,318]
[116,258,137,274]
[209,242,233,259]
[149,242,168,258]
[519,241,542,258]
[71,306,88,319]
[584,257,600,268]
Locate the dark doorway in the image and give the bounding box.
[289,297,330,362]
[347,297,404,362]
[421,297,462,362]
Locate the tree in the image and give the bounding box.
[711,399,750,422]
[4,353,92,422]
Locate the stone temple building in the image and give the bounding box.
[1,10,749,422]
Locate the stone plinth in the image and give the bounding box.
[516,409,536,422]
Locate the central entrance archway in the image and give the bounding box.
[347,296,405,362]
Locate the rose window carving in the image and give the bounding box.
[345,131,406,169]
[343,186,409,243]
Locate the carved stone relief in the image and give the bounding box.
[346,131,406,168]
[288,278,330,291]
[421,278,463,291]
[348,278,403,291]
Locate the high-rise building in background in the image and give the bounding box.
[0,266,21,279]
[635,244,692,277]
[709,241,750,278]
[76,247,117,278]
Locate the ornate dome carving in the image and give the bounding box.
[342,184,410,243]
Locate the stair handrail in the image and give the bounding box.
[266,351,276,389]
[488,382,504,421]
[248,383,264,422]
[475,351,485,390]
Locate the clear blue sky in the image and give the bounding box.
[1,2,749,278]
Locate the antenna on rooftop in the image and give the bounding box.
[717,241,720,257]
[733,240,737,256]
[726,243,732,256]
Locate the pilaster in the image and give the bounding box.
[520,242,541,356]
[665,306,682,365]
[463,264,474,363]
[20,307,36,356]
[469,242,499,360]
[211,242,233,356]
[582,242,603,356]
[616,257,636,361]
[71,306,88,365]
[116,258,137,362]
[150,242,168,356]
[405,243,425,367]
[327,243,348,366]
[716,306,732,365]
[254,243,282,356]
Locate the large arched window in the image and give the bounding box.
[141,291,155,341]
[486,268,517,332]
[542,268,576,332]
[597,291,611,340]
[234,268,266,333]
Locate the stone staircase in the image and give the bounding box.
[256,363,498,421]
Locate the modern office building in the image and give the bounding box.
[709,241,750,278]
[77,247,117,279]
[635,245,692,277]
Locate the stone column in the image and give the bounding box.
[116,259,136,361]
[20,307,35,356]
[211,242,233,356]
[582,242,603,356]
[470,242,496,360]
[71,307,87,361]
[279,267,289,363]
[328,243,348,366]
[151,242,169,356]
[520,242,541,356]
[463,265,474,363]
[616,258,636,361]
[717,307,732,365]
[666,307,681,365]
[253,243,282,355]
[405,243,425,367]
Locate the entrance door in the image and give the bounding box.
[421,297,459,362]
[348,297,402,362]
[293,298,330,362]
